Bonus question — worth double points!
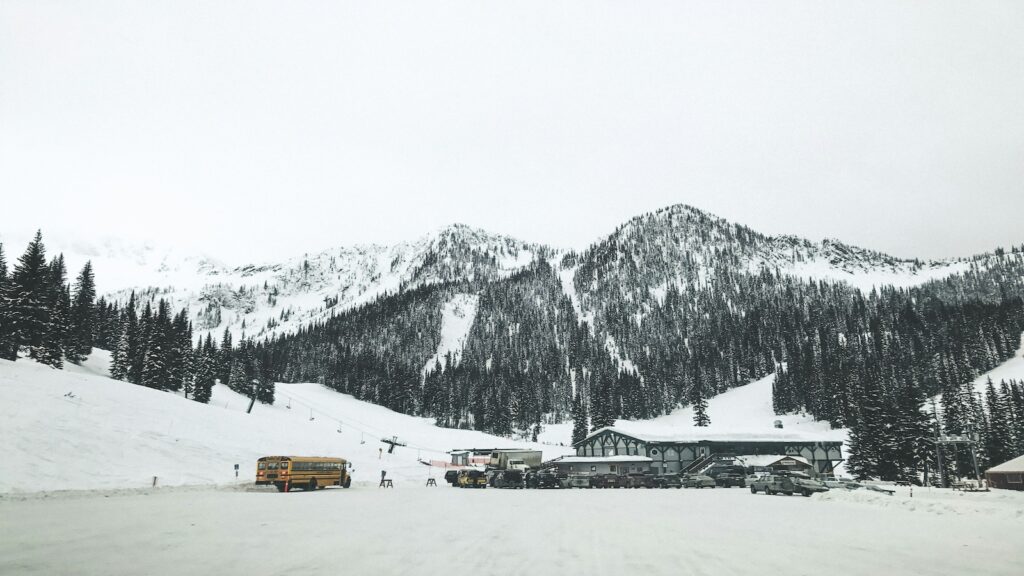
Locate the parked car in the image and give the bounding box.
[457,469,488,488]
[681,474,716,489]
[526,469,564,489]
[490,469,525,489]
[715,473,746,488]
[749,474,795,495]
[655,475,682,489]
[625,473,658,489]
[591,474,623,489]
[567,474,593,489]
[789,475,829,497]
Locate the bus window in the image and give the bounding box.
[268,462,278,470]
[258,462,266,470]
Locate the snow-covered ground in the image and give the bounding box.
[0,352,571,493]
[1,485,1021,576]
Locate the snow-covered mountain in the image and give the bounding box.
[26,203,1012,346]
[568,204,975,305]
[42,224,550,342]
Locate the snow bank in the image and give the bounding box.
[818,485,1024,522]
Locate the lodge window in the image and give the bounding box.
[610,465,617,472]
[1008,474,1022,484]
[590,466,597,472]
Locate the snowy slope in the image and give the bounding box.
[963,333,1024,398]
[0,353,572,493]
[422,293,479,375]
[933,333,1024,415]
[538,372,847,447]
[609,373,847,443]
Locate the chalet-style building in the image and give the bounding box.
[985,454,1024,491]
[574,427,844,475]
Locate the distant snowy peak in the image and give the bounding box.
[94,224,550,342]
[583,203,976,293]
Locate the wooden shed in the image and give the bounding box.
[985,454,1024,491]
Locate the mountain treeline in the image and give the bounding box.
[0,232,274,407]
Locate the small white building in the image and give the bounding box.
[734,454,813,474]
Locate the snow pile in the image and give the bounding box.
[818,485,1024,522]
[422,293,479,374]
[0,352,571,493]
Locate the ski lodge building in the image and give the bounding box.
[985,454,1024,491]
[573,427,844,475]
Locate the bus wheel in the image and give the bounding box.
[308,478,317,491]
[343,477,352,489]
[276,483,286,492]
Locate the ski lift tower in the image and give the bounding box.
[934,433,982,487]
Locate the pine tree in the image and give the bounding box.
[132,300,152,384]
[141,300,172,390]
[894,376,931,482]
[66,262,96,364]
[35,256,69,368]
[691,380,710,427]
[114,293,140,383]
[7,231,50,360]
[985,378,1013,465]
[192,335,216,403]
[218,327,233,385]
[0,242,14,360]
[571,391,589,445]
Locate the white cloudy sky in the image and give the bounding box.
[2,1,1023,263]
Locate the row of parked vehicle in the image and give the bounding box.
[445,468,761,489]
[445,465,853,497]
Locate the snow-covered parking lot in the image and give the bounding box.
[2,484,1021,576]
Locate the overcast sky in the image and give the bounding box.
[2,1,1023,263]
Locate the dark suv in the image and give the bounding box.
[715,473,746,488]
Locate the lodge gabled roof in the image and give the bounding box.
[575,426,844,448]
[986,454,1024,473]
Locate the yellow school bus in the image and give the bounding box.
[255,456,352,492]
